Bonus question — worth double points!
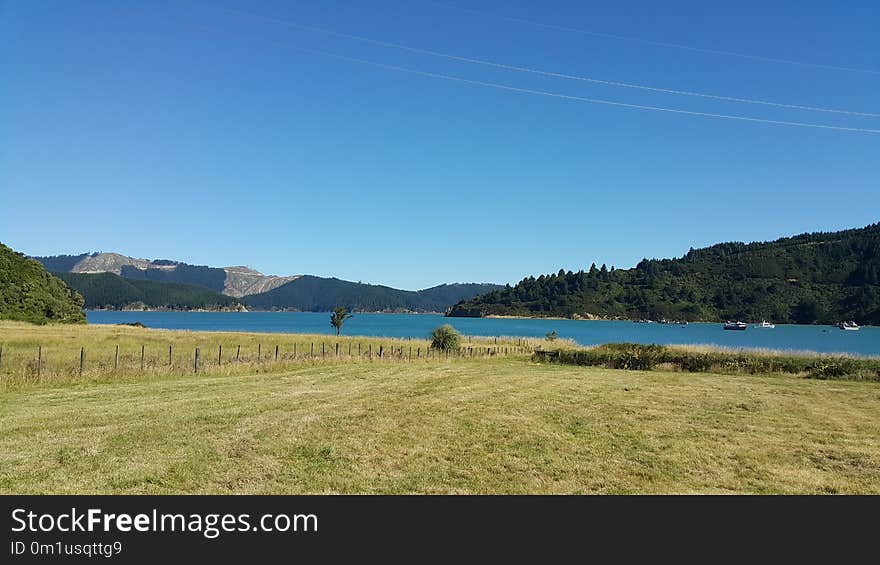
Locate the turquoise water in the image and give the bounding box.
[85,311,880,356]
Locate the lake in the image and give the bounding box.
[85,311,880,356]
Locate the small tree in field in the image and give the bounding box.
[430,324,461,351]
[330,307,353,336]
[545,330,558,342]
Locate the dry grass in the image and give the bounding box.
[1,322,879,494]
[0,321,533,390]
[665,342,880,360]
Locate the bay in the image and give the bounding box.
[85,311,880,356]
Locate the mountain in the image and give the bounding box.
[33,251,503,312]
[0,243,86,324]
[56,272,244,311]
[447,223,880,325]
[33,253,297,297]
[223,266,300,297]
[243,276,503,312]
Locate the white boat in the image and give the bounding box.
[723,321,748,331]
[754,320,775,329]
[838,321,860,331]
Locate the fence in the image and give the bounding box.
[0,337,538,384]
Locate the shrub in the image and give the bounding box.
[545,330,558,342]
[678,353,715,372]
[430,324,461,351]
[808,359,859,379]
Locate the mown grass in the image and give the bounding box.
[0,321,534,390]
[1,323,880,494]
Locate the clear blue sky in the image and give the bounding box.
[2,0,878,290]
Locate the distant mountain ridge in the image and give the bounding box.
[447,223,880,325]
[243,276,504,313]
[34,252,297,297]
[33,252,503,313]
[56,272,244,312]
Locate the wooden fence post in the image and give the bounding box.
[379,345,383,358]
[358,342,361,356]
[293,343,297,358]
[236,344,241,362]
[168,344,172,366]
[219,345,223,366]
[0,345,3,370]
[322,343,325,358]
[114,345,119,370]
[194,347,200,373]
[310,343,314,357]
[275,345,279,362]
[258,343,262,362]
[79,347,85,376]
[368,344,372,359]
[141,345,145,371]
[37,346,42,378]
[336,343,339,357]
[348,343,352,356]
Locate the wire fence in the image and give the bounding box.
[0,336,540,386]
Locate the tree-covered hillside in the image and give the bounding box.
[118,264,228,293]
[34,252,92,272]
[56,272,243,311]
[243,276,502,312]
[0,243,86,324]
[448,223,880,325]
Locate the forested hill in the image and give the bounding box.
[243,276,502,312]
[447,223,880,325]
[0,243,86,324]
[56,272,244,311]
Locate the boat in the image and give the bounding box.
[723,321,748,331]
[838,321,861,331]
[754,320,775,329]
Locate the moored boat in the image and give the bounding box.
[723,321,748,331]
[754,320,775,329]
[838,321,860,331]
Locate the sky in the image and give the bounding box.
[1,0,878,290]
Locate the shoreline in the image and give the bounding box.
[3,320,875,360]
[87,309,447,315]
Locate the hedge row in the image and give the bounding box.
[534,343,880,381]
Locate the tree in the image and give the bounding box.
[330,307,353,335]
[545,330,558,342]
[430,324,461,351]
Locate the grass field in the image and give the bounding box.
[1,322,879,494]
[0,321,532,389]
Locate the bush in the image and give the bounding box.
[613,343,667,370]
[430,325,461,351]
[808,359,859,379]
[678,353,715,372]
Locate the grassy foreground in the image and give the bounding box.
[1,323,880,493]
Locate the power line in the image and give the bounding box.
[425,1,880,76]
[282,46,880,134]
[224,12,879,118]
[162,6,880,134]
